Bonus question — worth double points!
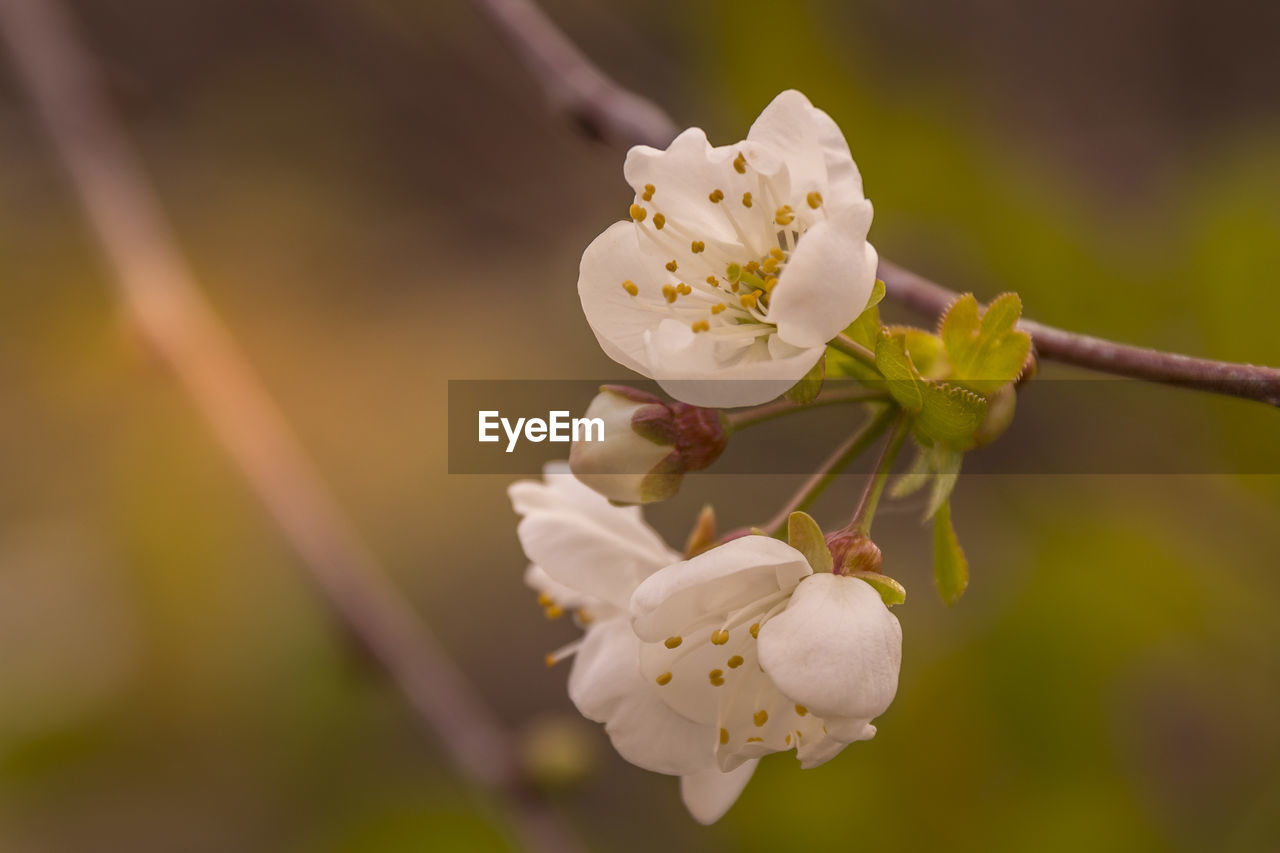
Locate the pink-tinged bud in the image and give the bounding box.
[569,386,729,504]
[824,529,883,575]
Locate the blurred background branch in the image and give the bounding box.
[474,0,1280,408]
[0,0,580,849]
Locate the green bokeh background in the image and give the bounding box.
[2,1,1278,850]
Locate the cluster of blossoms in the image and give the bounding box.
[509,92,915,823]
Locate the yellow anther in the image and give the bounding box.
[706,275,719,286]
[719,728,730,744]
[794,704,808,716]
[750,623,760,638]
[708,669,724,686]
[691,320,710,333]
[764,276,778,293]
[642,183,655,201]
[656,671,673,686]
[739,292,760,308]
[653,212,667,230]
[730,280,740,293]
[775,205,795,225]
[761,257,779,273]
[575,610,593,625]
[544,653,556,668]
[662,284,677,303]
[544,605,564,620]
[727,654,744,668]
[785,733,792,745]
[537,593,553,607]
[733,152,747,174]
[708,188,725,203]
[710,303,726,315]
[676,283,692,296]
[744,260,760,273]
[691,240,705,253]
[621,280,639,296]
[753,710,769,727]
[807,191,823,209]
[666,259,678,273]
[769,247,786,260]
[630,203,647,221]
[742,192,753,208]
[711,629,730,645]
[746,736,763,743]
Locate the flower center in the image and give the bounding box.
[621,153,827,343]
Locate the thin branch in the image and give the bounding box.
[877,259,1280,407]
[725,387,887,431]
[848,414,910,536]
[472,0,1280,410]
[0,1,580,850]
[471,0,678,148]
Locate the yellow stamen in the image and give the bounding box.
[666,259,678,273]
[656,671,673,686]
[733,152,747,174]
[676,283,692,295]
[710,303,726,314]
[536,593,553,607]
[621,280,638,296]
[762,257,779,273]
[769,247,786,260]
[630,203,647,221]
[664,636,683,649]
[795,704,808,716]
[575,610,593,625]
[742,191,753,208]
[747,736,763,743]
[544,605,564,620]
[785,733,792,745]
[708,188,725,203]
[708,669,724,686]
[706,275,719,286]
[775,205,794,225]
[642,183,655,201]
[753,710,769,727]
[744,260,760,274]
[691,240,705,253]
[662,284,677,303]
[727,654,744,668]
[653,212,666,230]
[691,320,710,333]
[719,727,730,744]
[544,654,556,668]
[806,191,823,209]
[739,292,760,308]
[764,276,778,293]
[711,629,730,645]
[750,623,760,639]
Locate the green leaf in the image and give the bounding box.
[924,447,963,520]
[915,382,988,450]
[787,511,832,573]
[866,278,887,310]
[932,501,969,605]
[784,352,825,405]
[896,327,949,379]
[874,332,924,411]
[940,292,1032,395]
[847,571,906,606]
[889,444,932,499]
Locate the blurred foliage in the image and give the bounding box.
[1,0,1277,850]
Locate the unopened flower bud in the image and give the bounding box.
[569,385,728,504]
[825,529,883,575]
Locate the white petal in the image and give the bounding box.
[644,320,826,408]
[757,574,902,723]
[568,619,715,775]
[680,760,758,825]
[768,207,877,348]
[523,564,596,612]
[746,90,866,214]
[509,464,679,609]
[577,220,670,376]
[630,536,812,642]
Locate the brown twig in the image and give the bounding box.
[471,0,1280,409]
[0,1,580,850]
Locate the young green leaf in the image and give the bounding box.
[940,292,1031,395]
[915,382,988,449]
[875,332,924,412]
[924,447,963,520]
[784,351,825,405]
[932,500,969,605]
[847,571,907,606]
[787,511,833,573]
[889,444,932,499]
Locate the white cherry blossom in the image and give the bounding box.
[511,463,757,823]
[629,535,902,772]
[579,89,879,408]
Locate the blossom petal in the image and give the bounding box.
[644,320,825,408]
[630,536,812,642]
[757,574,902,723]
[768,207,877,348]
[510,463,679,609]
[680,760,758,825]
[568,619,714,775]
[746,90,866,214]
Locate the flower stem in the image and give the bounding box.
[848,414,911,536]
[828,333,879,368]
[763,404,898,538]
[725,388,889,431]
